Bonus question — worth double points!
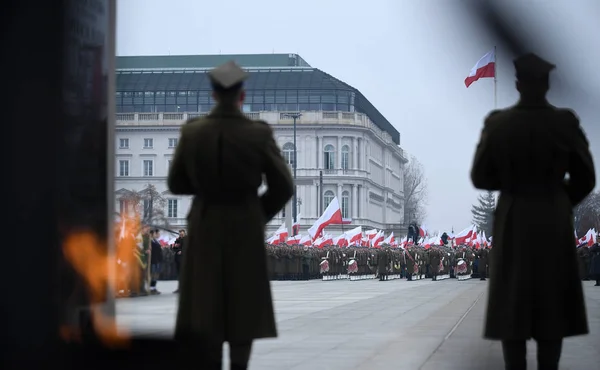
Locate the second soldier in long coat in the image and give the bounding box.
[168,61,294,369]
[471,53,595,369]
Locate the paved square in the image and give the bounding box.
[116,279,600,369]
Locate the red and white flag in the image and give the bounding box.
[308,197,343,239]
[345,226,362,246]
[465,49,496,88]
[454,225,474,245]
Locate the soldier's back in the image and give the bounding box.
[181,109,270,197]
[483,104,583,192]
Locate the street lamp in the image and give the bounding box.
[283,112,302,231]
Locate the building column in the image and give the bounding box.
[337,136,342,169]
[353,137,358,170]
[352,184,358,219]
[313,182,319,218]
[337,183,344,219]
[316,136,320,168]
[363,186,369,221]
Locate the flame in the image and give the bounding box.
[61,215,143,348]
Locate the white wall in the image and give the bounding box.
[114,120,406,233]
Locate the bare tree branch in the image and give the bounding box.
[118,184,171,228]
[403,156,428,225]
[574,191,600,235]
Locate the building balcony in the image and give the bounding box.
[115,110,401,153]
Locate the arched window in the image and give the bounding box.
[341,191,350,219]
[341,145,350,170]
[324,144,335,170]
[282,142,295,166]
[323,190,335,209]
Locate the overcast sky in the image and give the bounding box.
[116,0,599,233]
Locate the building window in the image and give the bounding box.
[119,199,127,215]
[118,160,129,177]
[341,191,350,219]
[324,144,335,170]
[167,159,173,171]
[167,199,178,218]
[168,138,178,148]
[143,138,153,149]
[143,160,153,176]
[341,145,350,170]
[119,138,129,149]
[143,199,151,219]
[282,142,294,166]
[324,190,335,208]
[281,206,286,218]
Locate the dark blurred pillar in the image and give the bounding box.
[2,0,115,368]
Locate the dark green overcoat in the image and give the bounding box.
[471,102,595,340]
[168,104,293,343]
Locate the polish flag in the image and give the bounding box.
[286,235,301,244]
[314,235,333,248]
[299,234,312,246]
[345,226,363,246]
[308,197,343,239]
[292,213,301,236]
[419,224,428,237]
[454,225,474,245]
[372,231,385,248]
[365,229,378,240]
[399,236,408,248]
[265,234,279,244]
[334,233,348,247]
[270,223,288,244]
[383,232,395,246]
[584,229,597,247]
[465,49,496,88]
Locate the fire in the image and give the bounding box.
[60,215,142,348]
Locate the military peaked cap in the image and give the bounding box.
[514,53,555,81]
[208,60,248,90]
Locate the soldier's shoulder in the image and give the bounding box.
[484,108,512,122]
[252,119,272,130]
[552,107,580,123]
[181,116,211,131]
[250,119,275,136]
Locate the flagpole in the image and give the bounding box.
[494,45,498,109]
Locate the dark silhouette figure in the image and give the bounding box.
[471,53,596,370]
[168,61,294,370]
[590,241,600,286]
[408,222,419,243]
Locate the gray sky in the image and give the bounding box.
[117,0,599,233]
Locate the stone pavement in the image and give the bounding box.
[116,279,600,370]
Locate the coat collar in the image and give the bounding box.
[208,103,246,119]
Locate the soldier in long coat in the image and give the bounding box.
[589,242,600,286]
[377,249,388,281]
[477,247,489,281]
[167,61,294,370]
[471,53,596,370]
[428,248,440,281]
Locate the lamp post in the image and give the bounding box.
[283,112,302,232]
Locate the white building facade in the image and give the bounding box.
[114,110,407,234]
[114,54,409,235]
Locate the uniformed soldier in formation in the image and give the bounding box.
[471,53,596,370]
[590,240,600,286]
[476,246,489,281]
[428,247,440,281]
[168,60,294,370]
